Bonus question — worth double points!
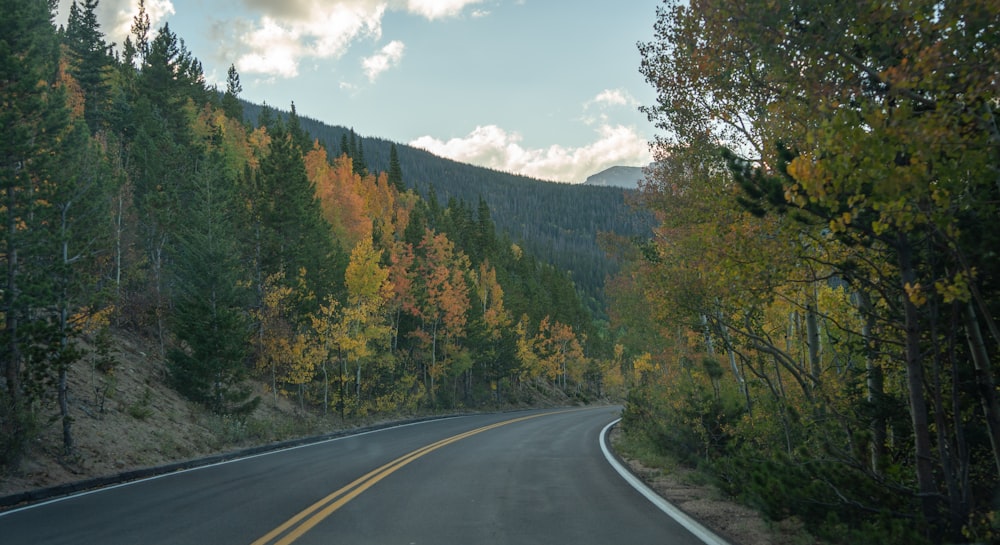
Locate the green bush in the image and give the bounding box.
[0,394,38,473]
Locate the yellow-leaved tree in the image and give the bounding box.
[342,236,393,413]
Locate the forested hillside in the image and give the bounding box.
[0,0,630,475]
[241,102,655,314]
[613,1,1000,544]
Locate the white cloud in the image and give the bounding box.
[581,88,640,127]
[589,88,634,108]
[409,124,652,183]
[56,0,175,46]
[237,16,306,77]
[227,0,485,78]
[362,40,405,81]
[59,0,488,80]
[234,1,385,77]
[406,0,486,20]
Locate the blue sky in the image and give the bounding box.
[56,0,661,183]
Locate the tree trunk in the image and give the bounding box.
[339,355,347,420]
[4,183,21,401]
[858,290,886,474]
[322,360,329,416]
[963,300,1000,476]
[805,291,822,381]
[114,188,123,327]
[897,233,941,534]
[153,236,166,359]
[58,366,73,455]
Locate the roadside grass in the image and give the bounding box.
[610,424,821,545]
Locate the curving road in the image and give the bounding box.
[0,406,721,545]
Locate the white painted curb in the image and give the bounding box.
[600,418,732,545]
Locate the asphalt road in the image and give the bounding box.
[0,406,716,545]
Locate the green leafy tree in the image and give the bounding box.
[636,0,1000,540]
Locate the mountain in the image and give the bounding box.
[243,102,655,314]
[582,165,647,188]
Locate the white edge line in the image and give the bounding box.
[0,416,465,517]
[600,418,732,545]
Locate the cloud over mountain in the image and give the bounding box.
[410,123,650,184]
[409,89,651,183]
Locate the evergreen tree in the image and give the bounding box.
[130,22,207,354]
[168,149,257,415]
[64,0,111,133]
[129,0,150,66]
[387,143,404,191]
[286,101,311,152]
[221,63,243,122]
[339,133,350,158]
[0,0,72,467]
[43,120,116,453]
[256,119,340,312]
[475,197,497,260]
[354,137,368,177]
[140,24,206,133]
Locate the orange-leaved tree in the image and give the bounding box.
[409,229,470,404]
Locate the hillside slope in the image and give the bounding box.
[243,102,654,310]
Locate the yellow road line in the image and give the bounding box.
[251,411,570,545]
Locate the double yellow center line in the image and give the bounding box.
[251,411,563,545]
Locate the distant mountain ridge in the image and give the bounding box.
[582,165,647,188]
[243,102,654,311]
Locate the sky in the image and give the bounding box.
[55,0,662,183]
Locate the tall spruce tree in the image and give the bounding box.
[256,117,340,313]
[387,143,404,191]
[0,0,72,466]
[130,22,210,355]
[222,63,243,121]
[64,0,111,134]
[168,148,257,415]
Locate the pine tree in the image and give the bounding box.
[339,133,350,158]
[354,137,368,177]
[129,0,150,66]
[387,143,404,191]
[0,0,72,466]
[286,101,312,152]
[64,0,111,133]
[43,119,116,454]
[129,21,211,355]
[256,119,340,312]
[222,63,243,122]
[168,149,257,415]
